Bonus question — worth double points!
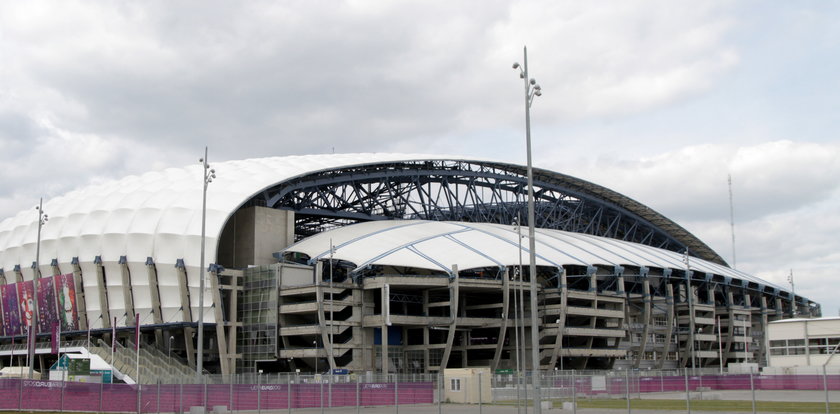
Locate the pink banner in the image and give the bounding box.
[1,284,20,335]
[54,274,79,331]
[16,281,35,330]
[37,277,58,333]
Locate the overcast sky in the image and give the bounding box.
[1,1,838,315]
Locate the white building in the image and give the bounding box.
[767,317,840,368]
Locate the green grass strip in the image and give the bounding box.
[576,399,840,413]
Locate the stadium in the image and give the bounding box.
[0,153,819,381]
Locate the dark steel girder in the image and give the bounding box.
[247,159,725,265]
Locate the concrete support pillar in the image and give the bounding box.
[722,290,736,364]
[440,265,460,371]
[423,290,430,371]
[659,283,675,370]
[145,258,164,346]
[209,266,230,375]
[491,267,511,371]
[548,268,568,369]
[49,259,61,277]
[635,273,652,369]
[175,260,195,368]
[13,265,23,282]
[759,296,770,365]
[119,256,136,328]
[95,257,112,330]
[380,283,389,374]
[71,258,89,330]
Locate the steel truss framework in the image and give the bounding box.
[247,159,725,264]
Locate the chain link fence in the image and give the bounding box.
[0,369,838,413]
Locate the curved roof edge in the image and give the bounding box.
[0,153,721,270]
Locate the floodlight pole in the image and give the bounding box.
[514,45,543,414]
[684,250,696,373]
[788,269,796,317]
[31,198,47,379]
[197,147,215,376]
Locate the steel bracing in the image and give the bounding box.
[247,159,725,264]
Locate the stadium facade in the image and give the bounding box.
[0,154,819,378]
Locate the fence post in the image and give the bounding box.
[157,380,161,414]
[60,377,65,414]
[684,368,690,414]
[824,365,830,414]
[204,376,208,412]
[478,371,483,414]
[320,375,325,414]
[660,371,664,393]
[138,382,143,414]
[438,373,442,414]
[625,368,630,414]
[179,378,184,414]
[395,374,399,414]
[288,373,293,414]
[257,371,262,414]
[571,370,576,414]
[356,374,361,414]
[749,369,756,414]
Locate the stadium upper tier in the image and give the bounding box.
[0,153,815,327]
[282,220,788,293]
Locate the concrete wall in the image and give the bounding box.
[217,207,294,268]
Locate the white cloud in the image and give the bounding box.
[0,1,837,314]
[543,140,840,314]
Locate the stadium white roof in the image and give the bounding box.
[285,220,787,291]
[0,153,460,271]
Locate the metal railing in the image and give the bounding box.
[0,369,837,413]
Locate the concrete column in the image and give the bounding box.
[659,283,675,370]
[491,267,511,371]
[71,258,89,330]
[119,257,136,328]
[635,274,652,369]
[548,268,568,369]
[759,296,770,365]
[95,257,112,329]
[722,290,736,364]
[175,260,195,368]
[145,258,164,345]
[209,266,230,375]
[423,290,430,371]
[440,265,460,371]
[381,283,389,374]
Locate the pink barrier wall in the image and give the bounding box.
[0,379,434,413]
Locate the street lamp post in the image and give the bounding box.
[197,147,216,376]
[31,198,48,379]
[314,340,318,374]
[513,45,543,414]
[169,335,175,359]
[329,239,336,372]
[512,215,523,414]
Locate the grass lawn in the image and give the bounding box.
[576,398,840,413]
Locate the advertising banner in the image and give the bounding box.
[1,283,21,335]
[54,274,79,331]
[37,277,58,333]
[17,280,35,330]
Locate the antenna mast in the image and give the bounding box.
[728,174,737,269]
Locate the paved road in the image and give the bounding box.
[275,390,839,414]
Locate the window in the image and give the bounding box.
[450,378,461,392]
